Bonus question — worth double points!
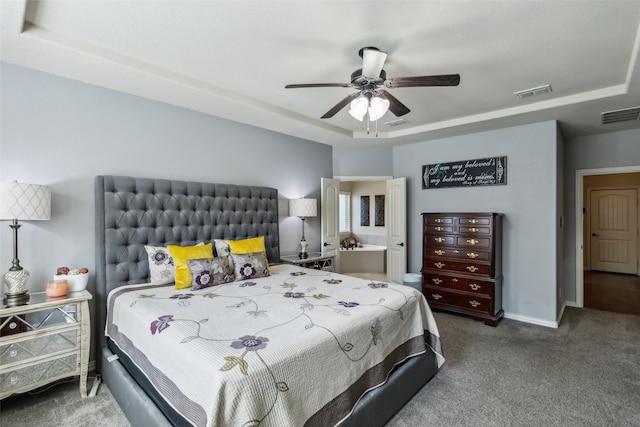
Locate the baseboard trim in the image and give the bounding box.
[504,311,558,328]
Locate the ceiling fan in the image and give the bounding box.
[285,47,460,121]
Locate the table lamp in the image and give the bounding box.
[0,181,51,306]
[289,198,317,259]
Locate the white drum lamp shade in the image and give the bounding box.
[0,182,51,306]
[289,198,317,218]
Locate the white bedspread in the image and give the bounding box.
[106,264,444,427]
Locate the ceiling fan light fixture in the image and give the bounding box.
[348,95,368,121]
[368,96,390,121]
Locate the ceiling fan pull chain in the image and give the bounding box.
[366,114,370,135]
[375,118,379,137]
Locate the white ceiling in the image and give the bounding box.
[2,0,640,147]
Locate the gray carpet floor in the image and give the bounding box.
[1,306,638,426]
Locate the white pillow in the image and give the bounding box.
[144,245,175,284]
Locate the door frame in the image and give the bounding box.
[575,165,640,307]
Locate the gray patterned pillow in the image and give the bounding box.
[230,251,270,281]
[187,257,235,290]
[144,245,175,284]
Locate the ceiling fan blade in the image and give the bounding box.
[362,48,388,78]
[285,83,352,89]
[385,74,460,88]
[377,90,410,117]
[321,92,361,119]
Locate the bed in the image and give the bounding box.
[94,175,444,427]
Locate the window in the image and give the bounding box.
[339,191,351,233]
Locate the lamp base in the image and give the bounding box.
[3,291,29,307]
[3,268,30,306]
[298,240,309,259]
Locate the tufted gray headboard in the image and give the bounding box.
[94,175,280,351]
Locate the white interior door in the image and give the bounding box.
[321,177,340,272]
[589,188,638,274]
[386,177,407,283]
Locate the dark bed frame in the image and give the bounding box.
[94,175,438,426]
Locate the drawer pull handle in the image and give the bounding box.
[452,278,458,282]
[469,284,481,291]
[467,239,479,245]
[435,237,445,243]
[469,219,479,224]
[467,252,479,259]
[432,294,442,300]
[9,321,17,330]
[453,250,459,254]
[432,278,442,284]
[469,300,481,308]
[434,262,445,269]
[435,219,443,223]
[434,226,443,231]
[469,227,479,232]
[466,266,479,273]
[434,249,445,256]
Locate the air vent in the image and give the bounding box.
[601,106,640,125]
[514,84,552,99]
[385,118,409,127]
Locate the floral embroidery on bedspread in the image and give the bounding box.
[109,264,440,427]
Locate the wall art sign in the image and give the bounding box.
[422,156,507,189]
[360,195,370,226]
[374,195,385,226]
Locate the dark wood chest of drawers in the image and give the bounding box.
[421,212,504,326]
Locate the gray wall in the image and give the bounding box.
[333,146,393,176]
[562,128,640,304]
[393,121,560,324]
[0,63,332,354]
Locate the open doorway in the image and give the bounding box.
[576,168,640,315]
[326,175,407,284]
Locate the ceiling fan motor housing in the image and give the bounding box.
[351,69,386,86]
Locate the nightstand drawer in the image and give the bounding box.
[0,354,78,395]
[1,328,78,365]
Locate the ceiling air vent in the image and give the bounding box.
[601,106,640,125]
[514,84,552,99]
[385,118,409,127]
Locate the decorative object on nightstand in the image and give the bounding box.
[0,181,51,306]
[289,197,317,259]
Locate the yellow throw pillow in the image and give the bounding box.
[167,243,214,289]
[227,236,266,254]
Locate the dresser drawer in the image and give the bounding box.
[424,257,491,275]
[423,273,494,296]
[426,216,454,225]
[0,354,78,395]
[1,329,78,365]
[456,236,491,249]
[458,225,492,235]
[426,247,491,262]
[424,287,492,314]
[459,216,492,226]
[426,235,456,246]
[425,224,453,233]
